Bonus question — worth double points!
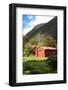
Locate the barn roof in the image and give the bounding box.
[41,47,57,50]
[33,46,57,51]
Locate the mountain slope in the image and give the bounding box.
[24,16,57,42]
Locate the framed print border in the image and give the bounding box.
[9,3,66,86]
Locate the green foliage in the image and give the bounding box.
[23,36,29,44]
[23,43,32,57]
[46,54,57,71]
[30,39,38,45]
[35,35,57,47]
[23,36,33,57]
[42,35,57,47]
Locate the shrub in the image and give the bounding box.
[23,43,32,57]
[46,54,57,71]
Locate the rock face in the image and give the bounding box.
[25,16,57,41]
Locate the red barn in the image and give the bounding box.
[33,47,57,57]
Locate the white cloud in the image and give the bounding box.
[23,16,55,35]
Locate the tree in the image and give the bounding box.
[42,35,57,47]
[23,42,32,57]
[23,36,29,44]
[30,39,38,45]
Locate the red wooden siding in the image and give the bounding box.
[45,49,57,57]
[32,46,57,57]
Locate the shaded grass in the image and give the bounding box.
[23,59,57,75]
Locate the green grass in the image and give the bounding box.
[23,56,57,75]
[23,55,48,61]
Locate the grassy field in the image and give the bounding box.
[23,55,57,75]
[23,55,48,61]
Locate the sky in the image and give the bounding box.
[22,15,55,35]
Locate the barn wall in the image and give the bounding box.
[35,48,45,57]
[45,49,57,57]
